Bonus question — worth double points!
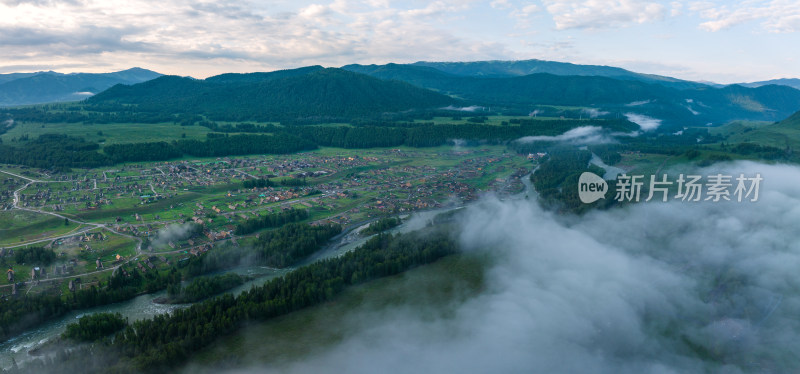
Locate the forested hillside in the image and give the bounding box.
[88,68,455,122]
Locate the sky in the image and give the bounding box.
[0,0,798,83]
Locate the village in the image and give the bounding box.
[0,145,532,296]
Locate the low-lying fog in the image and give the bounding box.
[214,160,800,374]
[624,113,662,131]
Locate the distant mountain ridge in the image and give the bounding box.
[0,72,41,85]
[0,68,162,106]
[410,59,709,90]
[736,78,800,91]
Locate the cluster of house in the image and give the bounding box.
[136,257,156,273]
[10,154,388,215]
[187,151,527,226]
[0,177,23,209]
[527,152,548,160]
[188,244,213,257]
[3,260,79,285]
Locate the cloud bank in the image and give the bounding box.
[1,0,798,82]
[542,0,667,30]
[690,0,800,33]
[0,0,511,77]
[150,222,198,249]
[516,125,620,144]
[215,161,800,373]
[624,113,662,131]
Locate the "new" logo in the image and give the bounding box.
[578,172,608,204]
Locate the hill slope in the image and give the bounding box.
[0,68,162,106]
[88,68,456,121]
[716,110,800,150]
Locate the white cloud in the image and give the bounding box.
[0,0,506,77]
[490,0,512,9]
[670,0,683,16]
[690,0,800,33]
[441,105,485,112]
[542,0,667,30]
[401,1,471,17]
[583,107,609,118]
[624,113,662,131]
[0,0,797,83]
[516,126,620,144]
[492,1,542,29]
[298,4,331,18]
[509,4,541,25]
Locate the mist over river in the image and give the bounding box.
[0,203,476,370]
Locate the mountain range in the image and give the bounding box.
[409,60,800,92]
[738,78,800,90]
[3,60,800,129]
[0,67,161,106]
[410,60,709,90]
[341,62,800,127]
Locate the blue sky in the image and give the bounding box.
[0,0,798,83]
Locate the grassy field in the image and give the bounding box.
[0,122,213,146]
[185,253,487,372]
[0,165,51,181]
[710,120,800,150]
[62,192,201,222]
[0,111,611,150]
[617,153,675,176]
[0,210,88,246]
[70,229,138,273]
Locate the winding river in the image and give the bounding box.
[0,208,466,369]
[0,171,534,369]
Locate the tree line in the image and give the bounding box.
[8,226,459,373]
[165,273,244,304]
[104,133,316,162]
[234,208,309,235]
[0,219,343,344]
[531,147,609,214]
[0,132,318,170]
[13,247,56,266]
[183,222,340,277]
[0,134,109,171]
[251,222,342,268]
[241,177,309,189]
[0,262,182,344]
[361,216,401,235]
[0,117,640,170]
[62,312,127,342]
[286,119,637,148]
